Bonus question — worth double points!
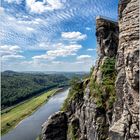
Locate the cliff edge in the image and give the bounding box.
[110,0,139,139]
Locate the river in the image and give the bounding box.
[2,88,69,140]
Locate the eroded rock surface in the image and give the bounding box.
[93,17,118,84]
[110,0,139,139]
[42,111,67,140]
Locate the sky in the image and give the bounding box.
[0,0,118,72]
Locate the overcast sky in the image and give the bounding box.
[0,0,118,72]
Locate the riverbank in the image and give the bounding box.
[2,88,69,140]
[1,88,62,135]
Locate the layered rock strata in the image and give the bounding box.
[109,0,139,139]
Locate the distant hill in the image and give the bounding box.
[18,71,89,78]
[1,71,69,109]
[1,71,88,109]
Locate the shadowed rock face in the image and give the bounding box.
[93,17,118,84]
[41,111,67,140]
[96,17,118,57]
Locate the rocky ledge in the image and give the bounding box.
[42,111,67,140]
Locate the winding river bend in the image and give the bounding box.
[2,88,69,140]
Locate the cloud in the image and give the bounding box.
[0,13,37,46]
[87,48,96,51]
[1,0,118,71]
[2,54,25,60]
[32,54,55,60]
[0,45,22,56]
[61,31,87,41]
[77,55,92,61]
[36,42,64,50]
[51,61,62,64]
[76,55,95,66]
[47,44,82,57]
[1,0,117,53]
[26,27,34,32]
[5,0,22,4]
[0,7,5,14]
[86,27,91,31]
[26,0,64,13]
[17,19,40,25]
[4,0,64,13]
[32,44,82,60]
[0,45,25,61]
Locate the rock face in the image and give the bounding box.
[65,17,118,140]
[109,0,139,139]
[41,0,139,140]
[93,16,118,84]
[96,16,118,57]
[42,111,67,140]
[66,88,110,140]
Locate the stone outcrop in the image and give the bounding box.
[109,0,139,139]
[42,111,67,140]
[66,87,110,140]
[93,16,118,84]
[64,17,118,140]
[41,0,139,139]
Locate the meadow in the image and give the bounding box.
[1,88,60,135]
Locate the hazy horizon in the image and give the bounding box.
[2,69,90,73]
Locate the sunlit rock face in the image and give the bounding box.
[110,0,139,139]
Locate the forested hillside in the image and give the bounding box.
[1,71,69,109]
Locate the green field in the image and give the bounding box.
[1,88,61,135]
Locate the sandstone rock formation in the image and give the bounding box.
[41,0,139,139]
[42,111,67,140]
[109,0,139,139]
[93,16,118,84]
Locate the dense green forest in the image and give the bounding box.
[1,71,88,109]
[1,71,69,109]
